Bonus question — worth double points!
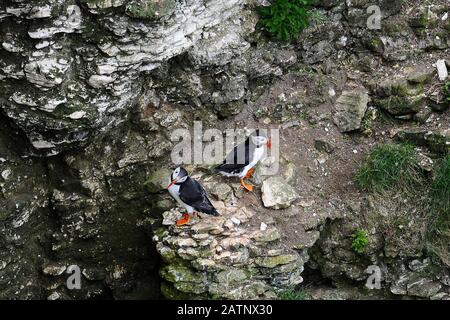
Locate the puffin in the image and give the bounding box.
[215,129,272,192]
[167,166,219,226]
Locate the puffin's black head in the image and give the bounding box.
[168,166,189,188]
[250,129,272,149]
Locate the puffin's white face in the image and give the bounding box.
[251,135,269,146]
[169,167,188,188]
[171,167,181,180]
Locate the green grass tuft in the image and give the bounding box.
[356,143,450,266]
[351,229,369,254]
[278,289,309,300]
[431,155,450,215]
[355,143,422,192]
[258,0,310,41]
[428,155,450,265]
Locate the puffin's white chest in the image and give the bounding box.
[168,184,194,213]
[252,146,265,164]
[168,184,181,203]
[240,146,265,178]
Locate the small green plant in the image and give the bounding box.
[278,289,309,300]
[309,9,327,24]
[351,229,369,254]
[444,81,450,103]
[258,0,311,41]
[355,143,422,192]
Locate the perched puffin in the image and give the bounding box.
[215,129,272,192]
[167,166,219,226]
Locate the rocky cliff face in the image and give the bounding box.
[0,0,293,299]
[1,0,260,154]
[0,0,449,300]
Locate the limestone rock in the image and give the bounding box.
[407,278,442,298]
[407,67,435,84]
[255,254,298,268]
[408,258,430,272]
[208,183,233,201]
[435,59,448,81]
[125,0,177,19]
[42,263,67,276]
[152,207,306,299]
[0,0,257,154]
[191,218,226,234]
[162,209,183,226]
[378,94,426,116]
[394,129,450,155]
[282,161,298,186]
[252,156,276,185]
[431,292,449,300]
[332,90,369,132]
[373,79,426,116]
[261,177,298,209]
[250,228,281,243]
[145,168,171,193]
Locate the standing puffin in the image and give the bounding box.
[215,129,272,192]
[167,167,219,226]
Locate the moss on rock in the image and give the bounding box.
[255,254,298,268]
[160,263,204,283]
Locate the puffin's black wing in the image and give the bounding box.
[179,178,219,216]
[215,138,251,174]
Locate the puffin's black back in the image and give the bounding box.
[179,177,219,216]
[215,137,254,174]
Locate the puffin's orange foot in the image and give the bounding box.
[244,168,254,179]
[240,178,254,192]
[176,213,191,226]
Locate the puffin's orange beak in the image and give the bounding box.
[267,138,272,149]
[167,179,177,189]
